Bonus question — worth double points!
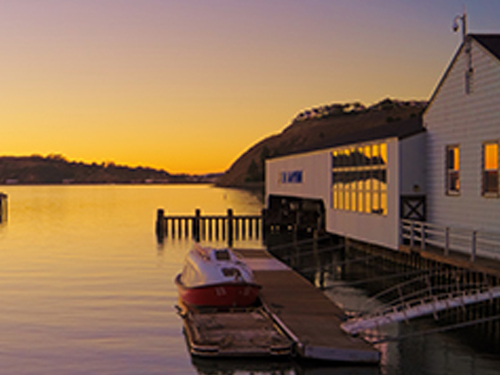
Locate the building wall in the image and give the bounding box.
[265,151,331,205]
[400,132,426,196]
[327,138,400,249]
[425,39,500,233]
[266,137,401,250]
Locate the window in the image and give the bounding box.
[483,141,499,196]
[446,145,460,195]
[332,142,387,215]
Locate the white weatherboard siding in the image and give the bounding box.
[266,151,331,205]
[400,132,426,196]
[425,39,500,237]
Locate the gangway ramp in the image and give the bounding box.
[341,285,500,335]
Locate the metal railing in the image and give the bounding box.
[401,219,500,262]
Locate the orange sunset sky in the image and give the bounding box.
[1,1,500,174]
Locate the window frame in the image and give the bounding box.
[445,144,460,196]
[482,140,499,198]
[331,141,388,215]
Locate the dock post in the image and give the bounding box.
[227,209,234,248]
[171,216,176,239]
[241,218,246,240]
[261,208,266,240]
[155,208,165,241]
[0,193,7,223]
[208,218,213,240]
[193,209,201,242]
[215,218,220,240]
[248,217,253,239]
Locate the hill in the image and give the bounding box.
[0,155,219,185]
[216,98,427,188]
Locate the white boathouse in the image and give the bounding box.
[266,34,500,261]
[425,35,500,234]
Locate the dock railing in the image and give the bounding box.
[156,208,265,247]
[401,219,500,262]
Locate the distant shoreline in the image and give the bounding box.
[0,181,215,186]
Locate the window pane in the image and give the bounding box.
[449,171,460,192]
[365,192,371,214]
[351,191,356,211]
[381,192,387,215]
[485,143,498,170]
[372,144,380,165]
[454,148,460,170]
[364,145,371,165]
[372,191,380,212]
[364,173,371,191]
[484,171,499,194]
[380,143,387,165]
[345,188,350,210]
[446,145,460,194]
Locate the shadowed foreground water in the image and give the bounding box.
[0,185,498,375]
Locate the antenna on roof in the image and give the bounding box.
[452,7,467,41]
[452,7,472,94]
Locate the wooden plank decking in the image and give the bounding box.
[234,249,381,363]
[179,304,293,357]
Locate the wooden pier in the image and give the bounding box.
[233,248,380,363]
[156,208,265,246]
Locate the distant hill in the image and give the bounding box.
[0,155,220,185]
[216,98,427,188]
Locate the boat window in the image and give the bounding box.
[221,268,241,278]
[215,249,231,261]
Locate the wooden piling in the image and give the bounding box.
[194,209,201,242]
[0,193,7,223]
[227,209,234,248]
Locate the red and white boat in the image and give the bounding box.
[175,244,261,308]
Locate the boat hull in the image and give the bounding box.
[175,274,260,308]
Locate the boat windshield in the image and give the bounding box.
[214,249,231,261]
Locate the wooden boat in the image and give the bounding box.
[175,244,261,308]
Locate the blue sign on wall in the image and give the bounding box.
[281,170,303,184]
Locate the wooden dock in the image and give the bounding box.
[234,248,380,363]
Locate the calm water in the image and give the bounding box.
[0,185,498,375]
